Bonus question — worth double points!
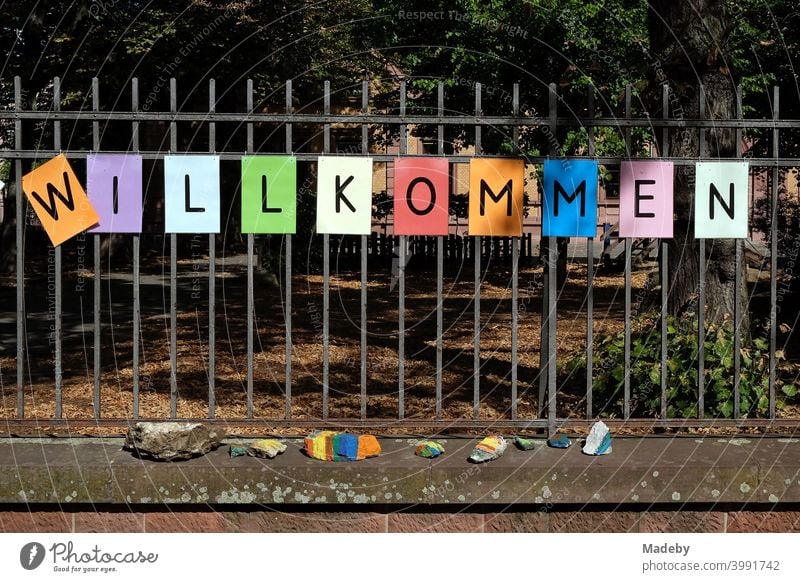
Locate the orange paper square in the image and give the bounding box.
[468,159,524,236]
[22,154,99,246]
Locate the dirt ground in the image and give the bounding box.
[1,243,798,436]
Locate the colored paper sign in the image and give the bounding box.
[316,157,373,235]
[694,162,749,239]
[164,155,220,233]
[393,158,449,235]
[87,154,143,233]
[22,154,99,246]
[468,158,524,236]
[542,159,598,237]
[241,156,297,234]
[619,161,673,238]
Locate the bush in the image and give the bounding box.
[564,312,793,418]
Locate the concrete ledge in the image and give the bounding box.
[1,436,800,507]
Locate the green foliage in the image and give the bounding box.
[565,313,791,418]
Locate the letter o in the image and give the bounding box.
[406,176,437,216]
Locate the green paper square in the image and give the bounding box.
[241,156,297,234]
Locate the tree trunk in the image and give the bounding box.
[649,0,749,331]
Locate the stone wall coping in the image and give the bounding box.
[2,436,799,506]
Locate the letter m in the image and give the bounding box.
[480,179,513,216]
[30,172,75,220]
[554,179,586,217]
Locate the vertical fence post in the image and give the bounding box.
[623,84,632,419]
[436,81,444,419]
[733,85,743,418]
[132,78,141,419]
[245,79,254,419]
[660,83,669,419]
[511,82,520,420]
[586,85,595,419]
[92,77,102,419]
[322,80,330,419]
[360,78,368,420]
[697,84,706,419]
[208,78,216,419]
[14,76,24,418]
[473,82,482,420]
[769,86,780,418]
[398,80,406,419]
[546,82,558,435]
[53,76,63,420]
[286,79,294,420]
[169,78,178,419]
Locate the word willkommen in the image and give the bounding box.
[22,154,749,246]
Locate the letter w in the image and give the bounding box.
[30,172,75,220]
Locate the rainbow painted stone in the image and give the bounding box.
[415,440,445,458]
[468,435,507,463]
[303,430,381,461]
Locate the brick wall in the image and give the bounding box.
[2,506,799,533]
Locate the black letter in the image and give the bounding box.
[184,174,205,213]
[634,179,656,218]
[30,171,75,220]
[112,176,119,214]
[709,183,734,219]
[406,177,436,216]
[553,179,586,216]
[260,175,281,213]
[335,175,356,213]
[479,179,513,216]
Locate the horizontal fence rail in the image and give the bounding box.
[0,76,797,435]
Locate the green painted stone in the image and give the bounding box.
[514,436,537,451]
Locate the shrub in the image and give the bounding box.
[564,312,793,418]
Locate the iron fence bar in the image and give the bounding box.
[322,80,330,420]
[14,76,24,418]
[208,78,216,419]
[132,78,140,419]
[511,82,520,420]
[398,80,406,420]
[661,244,669,419]
[661,84,669,419]
[5,110,799,129]
[92,77,102,419]
[539,83,558,419]
[546,82,558,436]
[698,85,706,419]
[360,78,368,420]
[245,79,254,419]
[770,86,780,418]
[734,84,743,419]
[473,82,482,420]
[436,81,444,420]
[53,76,63,420]
[623,85,632,420]
[286,78,294,420]
[6,150,800,165]
[169,78,178,419]
[624,241,632,419]
[586,85,595,419]
[6,417,800,430]
[624,84,632,157]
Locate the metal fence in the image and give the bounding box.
[1,75,799,435]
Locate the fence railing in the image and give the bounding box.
[1,76,799,435]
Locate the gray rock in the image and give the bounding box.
[124,422,226,461]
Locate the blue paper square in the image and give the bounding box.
[542,159,598,237]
